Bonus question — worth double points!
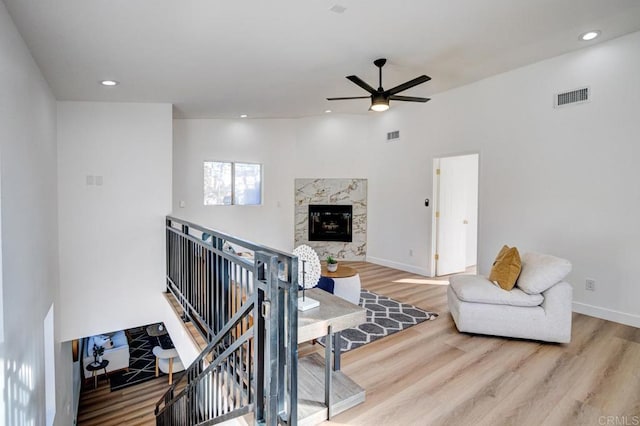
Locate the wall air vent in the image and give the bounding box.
[554,87,590,108]
[386,130,400,142]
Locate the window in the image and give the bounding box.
[234,162,262,205]
[204,161,232,205]
[204,161,262,205]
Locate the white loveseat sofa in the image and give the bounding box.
[82,330,130,378]
[447,252,573,343]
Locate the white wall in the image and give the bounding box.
[0,2,73,424]
[173,33,640,328]
[219,32,640,326]
[293,114,436,275]
[172,119,296,251]
[367,31,640,326]
[57,102,173,341]
[174,113,438,275]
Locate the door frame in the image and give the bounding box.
[430,152,480,277]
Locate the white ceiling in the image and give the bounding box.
[5,0,640,118]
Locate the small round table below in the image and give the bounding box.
[146,323,168,337]
[320,263,357,278]
[86,360,109,389]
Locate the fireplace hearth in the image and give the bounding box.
[308,205,353,242]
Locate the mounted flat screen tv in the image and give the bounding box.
[308,204,353,242]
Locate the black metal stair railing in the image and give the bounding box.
[154,297,254,424]
[155,216,298,426]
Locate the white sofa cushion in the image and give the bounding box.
[450,275,544,307]
[448,281,572,343]
[517,252,572,295]
[110,330,128,347]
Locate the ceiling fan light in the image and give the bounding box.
[370,104,389,112]
[370,97,389,112]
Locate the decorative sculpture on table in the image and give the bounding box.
[293,245,321,311]
[92,344,104,364]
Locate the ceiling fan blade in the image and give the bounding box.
[385,75,431,96]
[326,96,371,101]
[388,95,431,103]
[346,75,377,94]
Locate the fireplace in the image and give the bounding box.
[308,205,353,242]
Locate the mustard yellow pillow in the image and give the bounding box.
[488,245,522,291]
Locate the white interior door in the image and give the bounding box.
[435,155,478,276]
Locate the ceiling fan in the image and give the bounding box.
[327,58,431,112]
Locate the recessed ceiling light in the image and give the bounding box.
[325,109,332,113]
[100,80,119,86]
[580,30,601,41]
[240,114,248,118]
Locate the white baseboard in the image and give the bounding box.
[366,256,430,277]
[573,302,640,328]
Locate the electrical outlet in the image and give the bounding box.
[585,279,596,291]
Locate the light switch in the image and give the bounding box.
[179,201,186,208]
[95,176,103,186]
[86,175,94,186]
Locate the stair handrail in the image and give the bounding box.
[156,217,299,426]
[154,293,255,417]
[155,292,255,415]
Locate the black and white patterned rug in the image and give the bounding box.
[109,326,165,391]
[319,290,438,353]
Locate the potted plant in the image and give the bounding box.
[93,344,105,364]
[326,255,338,272]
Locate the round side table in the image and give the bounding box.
[86,359,109,389]
[146,323,168,337]
[320,263,357,278]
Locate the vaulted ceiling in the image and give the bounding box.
[5,0,640,118]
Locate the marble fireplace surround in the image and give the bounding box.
[294,178,367,261]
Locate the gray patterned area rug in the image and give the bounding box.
[109,326,163,391]
[319,289,438,353]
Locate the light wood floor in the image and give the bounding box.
[77,262,640,426]
[326,262,640,426]
[77,374,171,426]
